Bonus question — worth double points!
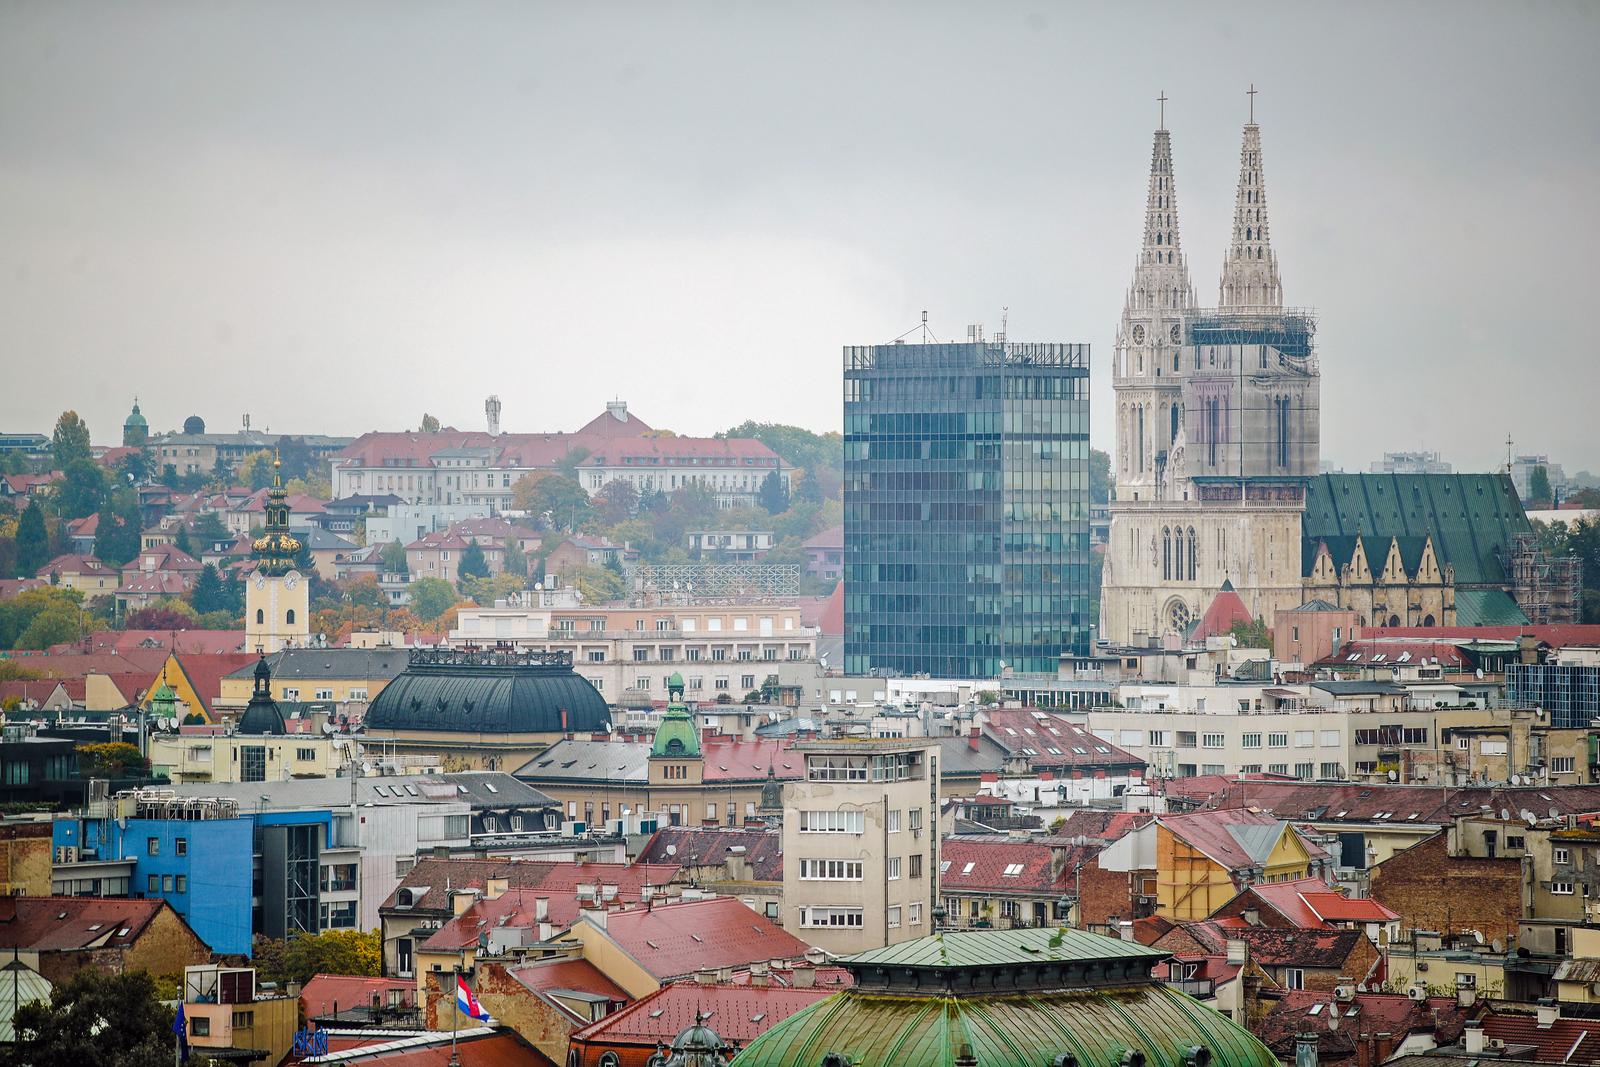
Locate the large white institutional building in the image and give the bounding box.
[1101,102,1321,646]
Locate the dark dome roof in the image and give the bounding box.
[365,648,609,735]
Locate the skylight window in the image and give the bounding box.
[962,862,976,875]
[484,782,498,793]
[1002,863,1025,877]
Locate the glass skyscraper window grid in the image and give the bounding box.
[843,341,1091,678]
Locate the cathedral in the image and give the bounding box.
[1101,100,1320,645]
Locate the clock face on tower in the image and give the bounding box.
[1131,324,1145,345]
[1170,323,1182,343]
[285,574,299,590]
[253,575,266,590]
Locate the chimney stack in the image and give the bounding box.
[695,967,717,986]
[1537,998,1560,1028]
[1242,906,1261,927]
[1463,1023,1486,1055]
[1295,1033,1319,1067]
[968,725,981,752]
[1226,939,1248,966]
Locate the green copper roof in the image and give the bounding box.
[1454,588,1530,627]
[841,927,1165,970]
[124,401,147,428]
[730,982,1278,1067]
[1302,473,1531,586]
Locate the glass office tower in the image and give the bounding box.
[843,340,1092,678]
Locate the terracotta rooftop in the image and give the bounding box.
[574,897,811,982]
[980,708,1146,770]
[937,835,1100,897]
[0,896,176,952]
[570,980,832,1051]
[509,956,630,1005]
[1192,580,1256,641]
[1160,808,1295,871]
[1163,920,1369,969]
[300,974,417,1019]
[1481,1009,1600,1064]
[385,858,679,920]
[1259,991,1469,1066]
[635,825,783,882]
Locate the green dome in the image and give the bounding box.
[651,701,700,758]
[124,401,147,429]
[731,929,1280,1067]
[149,680,178,722]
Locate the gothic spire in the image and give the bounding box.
[1138,126,1187,276]
[1218,114,1283,309]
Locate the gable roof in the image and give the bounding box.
[979,708,1145,770]
[299,974,417,1020]
[384,858,679,918]
[570,980,832,1050]
[1160,809,1292,871]
[0,896,187,953]
[1258,991,1468,1065]
[1161,921,1368,969]
[169,652,260,717]
[509,956,630,1005]
[1200,779,1600,825]
[635,825,783,881]
[1481,1008,1600,1063]
[937,835,1100,896]
[1224,878,1398,927]
[1302,473,1531,586]
[574,897,811,982]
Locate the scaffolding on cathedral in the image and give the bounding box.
[632,562,800,605]
[1508,533,1583,625]
[1187,307,1319,362]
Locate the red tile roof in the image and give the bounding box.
[1159,920,1369,969]
[508,957,630,1004]
[570,981,832,1053]
[318,1028,555,1066]
[417,864,676,950]
[35,553,111,579]
[0,578,47,600]
[1481,1009,1600,1062]
[0,680,69,706]
[122,544,203,575]
[1258,992,1469,1066]
[50,629,246,656]
[700,740,803,783]
[1300,891,1399,924]
[980,708,1145,770]
[0,896,177,952]
[1049,809,1158,843]
[1160,808,1290,871]
[1315,639,1469,670]
[1221,879,1399,928]
[937,835,1101,896]
[170,652,261,717]
[1192,581,1256,641]
[1199,779,1600,825]
[583,438,782,466]
[1355,624,1600,646]
[5,649,168,681]
[578,897,811,982]
[635,826,783,881]
[801,525,843,551]
[382,858,680,916]
[300,974,418,1019]
[798,583,843,635]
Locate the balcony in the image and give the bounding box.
[1164,978,1216,998]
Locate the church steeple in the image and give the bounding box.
[1218,96,1283,309]
[251,454,302,577]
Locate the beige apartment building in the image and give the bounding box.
[149,732,362,784]
[781,738,940,955]
[450,600,822,704]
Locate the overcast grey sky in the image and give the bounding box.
[3,1,1596,472]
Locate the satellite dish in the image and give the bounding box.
[1550,808,1560,820]
[321,723,335,735]
[1521,810,1536,826]
[665,844,677,856]
[1387,770,1398,782]
[1500,808,1510,821]
[1475,669,1485,680]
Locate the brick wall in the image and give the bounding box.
[126,905,212,976]
[1078,858,1149,929]
[0,822,53,896]
[1368,832,1522,943]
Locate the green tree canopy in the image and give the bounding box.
[6,968,176,1067]
[0,587,83,650]
[419,413,441,433]
[15,499,49,577]
[514,473,592,531]
[252,929,381,987]
[93,488,142,567]
[593,479,639,527]
[57,459,106,521]
[51,411,93,469]
[1528,465,1553,505]
[189,563,225,615]
[238,450,275,490]
[757,470,789,514]
[571,563,627,603]
[192,511,230,544]
[75,741,148,777]
[408,577,459,620]
[457,540,489,582]
[1090,447,1111,505]
[380,539,409,576]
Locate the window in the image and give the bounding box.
[163,876,175,892]
[1295,763,1315,780]
[910,853,922,878]
[909,808,923,831]
[1268,733,1288,748]
[191,1017,211,1038]
[799,859,864,880]
[175,875,188,893]
[887,857,901,880]
[1295,731,1315,748]
[1457,737,1470,751]
[320,901,358,928]
[1268,763,1288,774]
[175,837,187,856]
[887,905,902,928]
[1320,763,1342,779]
[147,837,160,856]
[909,902,923,925]
[1552,757,1576,774]
[286,609,296,625]
[1241,733,1262,748]
[1202,733,1226,749]
[887,810,901,833]
[1002,862,1025,877]
[297,748,316,762]
[1284,968,1305,990]
[148,874,160,893]
[587,651,605,663]
[1176,731,1197,748]
[1202,764,1225,775]
[1551,881,1575,895]
[1401,728,1427,745]
[800,907,863,928]
[1148,730,1169,747]
[714,678,729,690]
[1554,848,1571,865]
[741,674,755,690]
[314,689,333,700]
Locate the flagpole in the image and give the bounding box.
[449,966,460,1067]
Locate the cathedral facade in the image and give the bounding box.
[1101,112,1320,645]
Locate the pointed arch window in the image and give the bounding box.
[1173,528,1183,582]
[255,609,264,625]
[1170,404,1179,444]
[1162,528,1172,581]
[1188,527,1198,581]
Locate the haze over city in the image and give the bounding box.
[3,2,1597,472]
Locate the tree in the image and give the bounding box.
[275,435,314,481]
[513,473,591,531]
[173,523,192,555]
[5,968,176,1067]
[0,587,83,650]
[50,411,92,469]
[75,741,149,778]
[1228,617,1273,650]
[93,488,142,567]
[189,563,225,614]
[1528,465,1553,505]
[57,459,106,521]
[192,511,230,545]
[571,564,626,603]
[14,602,80,650]
[757,470,789,514]
[408,577,459,620]
[15,499,48,577]
[593,479,639,527]
[238,450,275,490]
[253,929,381,987]
[419,413,441,433]
[1090,447,1112,505]
[124,604,197,631]
[380,539,409,576]
[457,540,489,583]
[501,537,528,578]
[346,575,386,610]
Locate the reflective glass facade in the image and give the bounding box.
[843,341,1092,677]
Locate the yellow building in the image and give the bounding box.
[35,554,120,594]
[140,652,259,724]
[244,460,309,654]
[149,731,361,784]
[214,647,409,710]
[1154,809,1320,921]
[182,965,298,1067]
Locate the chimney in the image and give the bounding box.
[1374,1033,1395,1065]
[486,877,508,900]
[695,967,717,986]
[1537,998,1560,1028]
[535,897,549,921]
[968,725,981,752]
[750,962,769,988]
[1463,1024,1486,1055]
[1295,1034,1319,1067]
[1242,906,1261,927]
[1456,975,1477,1009]
[804,947,827,967]
[791,963,816,988]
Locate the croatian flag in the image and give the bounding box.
[456,975,489,1021]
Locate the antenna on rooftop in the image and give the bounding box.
[999,306,1009,343]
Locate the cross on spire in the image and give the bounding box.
[1157,91,1167,130]
[1247,83,1258,124]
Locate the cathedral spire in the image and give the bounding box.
[1139,125,1185,272]
[1219,100,1283,309]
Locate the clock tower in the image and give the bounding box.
[245,457,309,653]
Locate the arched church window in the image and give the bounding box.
[1388,615,1401,628]
[1162,528,1171,581]
[286,609,296,625]
[1170,405,1179,443]
[1174,531,1184,582]
[255,609,264,624]
[1422,614,1436,627]
[1188,527,1198,581]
